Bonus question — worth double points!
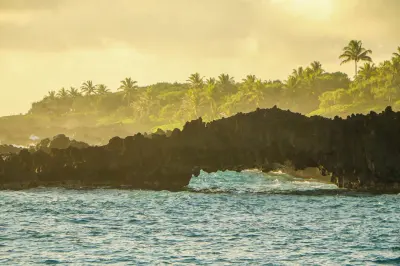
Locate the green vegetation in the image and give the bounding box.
[339,40,372,77]
[1,41,400,145]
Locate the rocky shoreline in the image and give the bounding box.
[1,106,400,193]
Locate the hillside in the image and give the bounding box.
[1,43,400,146]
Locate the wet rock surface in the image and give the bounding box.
[1,106,399,192]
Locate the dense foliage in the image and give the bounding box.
[26,42,400,131]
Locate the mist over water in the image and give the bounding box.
[1,171,399,265]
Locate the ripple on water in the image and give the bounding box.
[0,170,399,265]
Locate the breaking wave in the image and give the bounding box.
[188,169,340,194]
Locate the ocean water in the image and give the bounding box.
[0,170,399,265]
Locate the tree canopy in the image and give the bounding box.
[339,40,372,77]
[21,42,400,135]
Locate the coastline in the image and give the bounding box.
[1,106,400,194]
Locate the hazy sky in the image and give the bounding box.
[0,0,399,116]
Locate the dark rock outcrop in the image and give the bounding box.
[1,107,399,192]
[0,145,24,155]
[36,134,89,153]
[0,135,89,156]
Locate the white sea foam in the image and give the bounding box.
[188,169,337,194]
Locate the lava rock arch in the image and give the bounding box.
[1,106,399,193]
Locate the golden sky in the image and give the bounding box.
[0,0,399,116]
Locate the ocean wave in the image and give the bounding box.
[187,170,338,194]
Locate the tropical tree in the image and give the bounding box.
[57,87,69,98]
[217,73,236,96]
[263,80,284,105]
[356,63,376,81]
[180,89,203,120]
[68,87,81,98]
[217,73,235,86]
[319,89,352,109]
[205,79,219,119]
[290,66,319,104]
[80,80,96,96]
[131,87,159,122]
[391,58,400,94]
[375,58,400,105]
[301,62,325,98]
[206,77,216,86]
[219,92,246,116]
[248,79,265,108]
[339,40,372,77]
[240,75,257,95]
[242,74,257,84]
[118,77,138,102]
[187,73,204,89]
[309,61,324,76]
[46,90,57,100]
[284,76,300,107]
[292,67,305,79]
[96,84,110,95]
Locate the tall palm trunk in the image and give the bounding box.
[210,101,217,119]
[355,60,358,77]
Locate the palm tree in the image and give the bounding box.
[248,79,265,108]
[57,87,69,98]
[118,77,138,102]
[242,74,257,84]
[240,75,257,95]
[292,67,305,79]
[339,40,372,77]
[187,73,204,89]
[80,80,96,96]
[68,87,81,98]
[205,79,218,119]
[217,74,235,86]
[357,63,376,81]
[217,73,235,95]
[131,87,159,122]
[181,89,203,120]
[299,61,325,97]
[384,59,400,104]
[391,57,400,74]
[393,46,400,58]
[46,90,56,100]
[284,76,300,106]
[206,77,216,86]
[96,84,110,95]
[309,61,324,76]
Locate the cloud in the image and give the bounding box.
[0,0,258,57]
[0,0,399,58]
